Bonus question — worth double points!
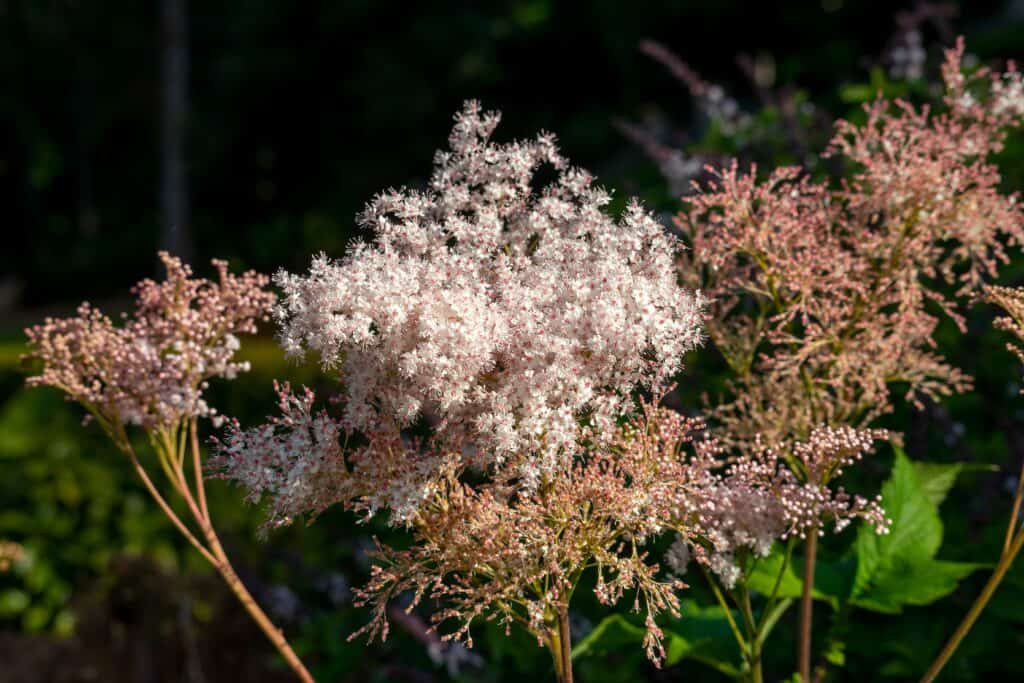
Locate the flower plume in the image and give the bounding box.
[273,101,704,486]
[25,252,274,431]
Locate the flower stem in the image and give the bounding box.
[558,603,574,683]
[122,443,218,566]
[919,526,1024,683]
[700,565,748,652]
[757,537,795,638]
[739,585,763,683]
[184,428,315,683]
[799,528,818,683]
[125,425,315,682]
[209,543,315,683]
[1003,460,1024,555]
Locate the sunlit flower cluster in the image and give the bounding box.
[349,403,716,665]
[273,101,704,487]
[982,285,1024,379]
[24,252,274,431]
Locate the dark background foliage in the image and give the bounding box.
[3,1,1024,681]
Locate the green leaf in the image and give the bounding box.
[571,613,645,661]
[823,639,846,666]
[665,600,745,674]
[853,559,983,614]
[850,449,981,613]
[747,544,856,609]
[0,589,30,616]
[573,603,744,678]
[913,462,965,508]
[839,83,876,103]
[912,461,994,508]
[853,449,942,598]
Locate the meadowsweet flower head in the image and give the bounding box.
[684,427,890,588]
[24,252,274,432]
[346,401,719,665]
[679,40,1023,448]
[273,101,704,486]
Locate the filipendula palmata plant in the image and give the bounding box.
[211,102,894,683]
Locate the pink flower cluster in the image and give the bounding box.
[211,382,350,530]
[25,252,274,431]
[209,98,918,663]
[680,40,1024,447]
[348,404,717,664]
[273,101,704,487]
[983,285,1024,376]
[215,377,889,658]
[685,427,890,588]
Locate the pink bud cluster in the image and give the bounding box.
[983,285,1024,376]
[680,40,1024,447]
[25,252,274,430]
[683,427,890,588]
[272,101,704,487]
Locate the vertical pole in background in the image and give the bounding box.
[160,0,192,262]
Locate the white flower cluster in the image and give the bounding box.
[992,69,1024,120]
[210,382,349,531]
[274,101,704,486]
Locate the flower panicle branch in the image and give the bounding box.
[23,255,315,683]
[270,100,704,490]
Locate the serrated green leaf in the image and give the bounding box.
[852,558,982,614]
[912,461,993,508]
[854,449,942,599]
[850,449,980,612]
[913,462,965,508]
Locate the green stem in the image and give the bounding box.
[757,538,795,638]
[919,527,1024,683]
[799,528,818,683]
[701,566,748,652]
[739,584,763,683]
